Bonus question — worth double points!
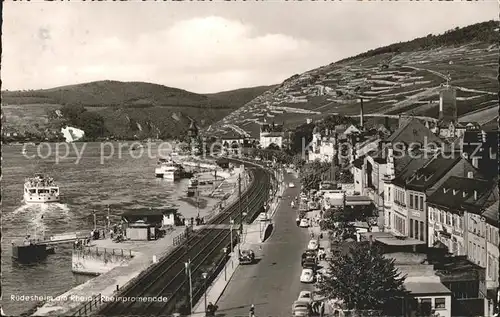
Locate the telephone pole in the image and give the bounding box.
[238,174,242,236]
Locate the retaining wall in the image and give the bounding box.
[72,247,134,275]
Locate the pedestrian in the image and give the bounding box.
[206,302,218,316]
[296,217,300,226]
[310,231,314,238]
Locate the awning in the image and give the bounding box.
[346,196,372,206]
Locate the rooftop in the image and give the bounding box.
[386,117,442,145]
[405,281,452,295]
[402,156,462,191]
[220,131,245,140]
[360,232,426,246]
[427,176,494,215]
[260,122,284,133]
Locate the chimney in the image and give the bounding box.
[467,171,473,179]
[474,190,478,200]
[384,116,389,131]
[360,98,364,129]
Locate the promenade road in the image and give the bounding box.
[216,173,314,317]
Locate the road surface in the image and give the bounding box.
[216,172,314,317]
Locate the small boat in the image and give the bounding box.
[155,158,181,180]
[24,174,60,203]
[187,176,199,197]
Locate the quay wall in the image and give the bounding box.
[72,247,134,275]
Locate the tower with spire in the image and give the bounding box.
[187,120,200,155]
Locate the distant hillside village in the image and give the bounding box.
[211,84,499,316]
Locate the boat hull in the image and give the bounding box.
[155,170,180,180]
[24,194,60,203]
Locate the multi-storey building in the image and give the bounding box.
[427,176,498,291]
[385,153,480,245]
[259,122,284,149]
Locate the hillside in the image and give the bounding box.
[1,81,275,140]
[207,20,499,138]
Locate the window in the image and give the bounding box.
[452,215,456,228]
[388,212,391,227]
[388,188,391,201]
[435,298,446,310]
[415,220,419,240]
[410,194,414,208]
[459,217,463,230]
[414,195,418,210]
[420,221,425,241]
[410,219,414,238]
[419,196,424,211]
[420,299,432,315]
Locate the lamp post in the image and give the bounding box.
[184,260,193,313]
[229,218,234,256]
[223,247,228,281]
[202,272,208,315]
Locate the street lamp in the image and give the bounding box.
[184,260,193,313]
[202,272,208,315]
[223,247,228,281]
[229,219,234,258]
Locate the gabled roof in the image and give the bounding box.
[482,200,499,226]
[403,156,463,191]
[386,118,442,145]
[221,131,245,140]
[392,156,431,188]
[427,176,494,215]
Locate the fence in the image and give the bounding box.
[72,294,102,316]
[74,246,133,259]
[173,229,188,246]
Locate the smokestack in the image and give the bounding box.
[360,98,364,129]
[474,190,478,200]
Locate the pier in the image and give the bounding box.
[11,230,105,263]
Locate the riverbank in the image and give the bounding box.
[29,167,250,317]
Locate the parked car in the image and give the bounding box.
[300,268,315,283]
[302,256,318,270]
[258,212,269,221]
[299,218,309,228]
[239,249,255,264]
[292,300,311,317]
[307,239,319,250]
[289,182,296,188]
[297,291,314,304]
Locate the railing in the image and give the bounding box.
[72,294,102,316]
[74,246,134,259]
[173,229,188,247]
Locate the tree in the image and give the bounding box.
[322,208,357,241]
[267,143,280,150]
[316,243,408,314]
[299,160,331,191]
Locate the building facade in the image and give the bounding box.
[259,122,284,148]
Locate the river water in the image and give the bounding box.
[1,142,216,316]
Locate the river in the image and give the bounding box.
[1,142,217,316]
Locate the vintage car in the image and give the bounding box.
[238,249,255,264]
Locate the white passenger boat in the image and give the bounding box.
[24,174,60,203]
[155,158,181,180]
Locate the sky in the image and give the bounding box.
[2,2,497,94]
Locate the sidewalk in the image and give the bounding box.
[190,171,284,316]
